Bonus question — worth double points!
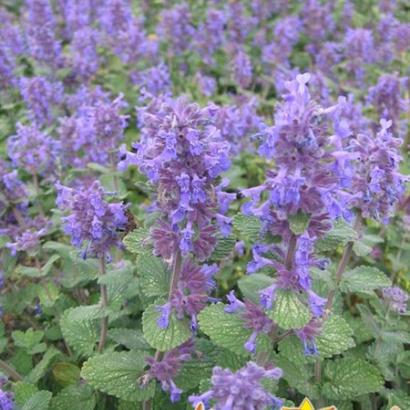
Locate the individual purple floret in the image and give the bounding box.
[56,180,127,257]
[382,286,409,314]
[119,96,231,260]
[7,123,59,175]
[231,49,252,89]
[351,119,405,222]
[146,340,194,402]
[189,362,283,410]
[157,260,216,331]
[19,77,64,126]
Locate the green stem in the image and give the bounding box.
[97,256,108,353]
[324,213,363,316]
[0,359,22,381]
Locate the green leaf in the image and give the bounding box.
[288,212,310,235]
[322,358,384,400]
[142,304,191,352]
[26,347,60,384]
[108,328,150,350]
[315,219,357,253]
[60,309,98,356]
[269,290,311,330]
[12,329,44,353]
[50,385,96,410]
[21,390,52,410]
[238,274,274,304]
[66,305,105,321]
[198,304,270,357]
[233,214,261,242]
[81,351,155,401]
[52,362,81,386]
[340,266,391,295]
[316,315,355,358]
[38,282,60,308]
[17,255,60,278]
[136,254,169,298]
[13,382,38,407]
[123,228,151,255]
[210,235,236,261]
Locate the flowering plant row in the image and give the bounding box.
[0,0,409,409]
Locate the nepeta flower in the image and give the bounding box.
[56,180,127,257]
[25,0,61,67]
[8,123,59,175]
[157,260,216,331]
[0,388,14,410]
[351,119,405,222]
[70,28,100,81]
[382,286,408,314]
[344,28,375,82]
[295,319,322,355]
[120,97,231,260]
[193,8,226,65]
[225,291,274,353]
[189,362,283,410]
[301,0,335,44]
[368,74,409,132]
[196,73,217,97]
[99,0,133,36]
[6,226,48,256]
[232,49,252,89]
[0,46,16,90]
[146,340,194,402]
[225,1,257,45]
[60,0,93,36]
[157,3,195,56]
[131,63,172,99]
[19,77,64,126]
[0,160,27,205]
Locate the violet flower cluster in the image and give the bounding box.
[189,362,283,410]
[56,181,128,258]
[120,96,232,261]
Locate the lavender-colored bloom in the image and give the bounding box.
[344,28,375,82]
[0,160,27,205]
[59,94,127,166]
[157,3,195,56]
[295,319,322,355]
[368,74,408,131]
[215,97,263,155]
[382,286,408,314]
[193,8,226,65]
[392,23,410,54]
[315,42,342,76]
[25,0,61,67]
[189,362,283,410]
[0,388,14,410]
[0,44,16,89]
[225,1,257,45]
[19,77,64,126]
[99,0,133,36]
[232,49,252,89]
[351,119,405,222]
[301,0,335,44]
[120,97,231,260]
[196,73,217,97]
[56,180,127,257]
[132,63,172,99]
[8,123,59,175]
[6,226,48,255]
[146,340,194,402]
[70,28,100,81]
[157,260,215,330]
[0,10,25,58]
[60,0,93,35]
